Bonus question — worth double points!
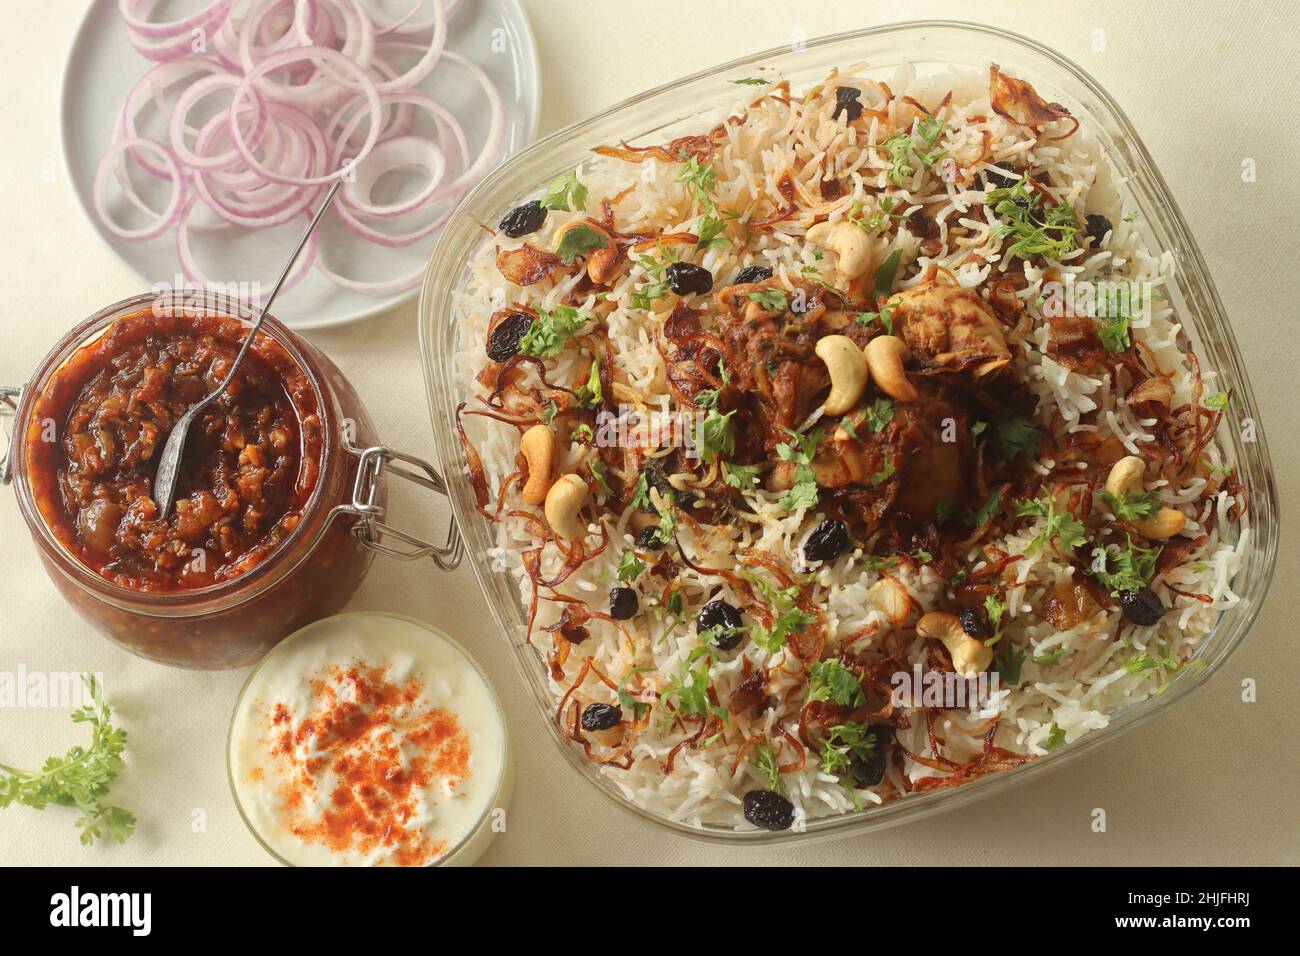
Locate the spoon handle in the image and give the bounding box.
[210,180,343,400]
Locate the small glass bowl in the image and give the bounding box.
[227,611,513,867]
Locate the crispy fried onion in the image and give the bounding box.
[989,65,1079,140]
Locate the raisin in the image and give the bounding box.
[743,789,795,831]
[733,265,773,285]
[699,599,744,650]
[833,86,863,121]
[635,525,665,551]
[666,262,714,295]
[1118,587,1163,627]
[1085,214,1113,248]
[850,725,891,787]
[498,199,547,238]
[957,607,990,639]
[486,312,533,362]
[580,702,623,732]
[608,586,638,620]
[982,166,1019,190]
[803,519,848,563]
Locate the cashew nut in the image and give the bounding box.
[864,335,919,402]
[815,335,869,415]
[554,220,619,284]
[544,473,589,541]
[1104,455,1187,540]
[917,611,992,677]
[806,221,874,280]
[519,424,556,505]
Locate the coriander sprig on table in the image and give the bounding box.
[0,673,136,845]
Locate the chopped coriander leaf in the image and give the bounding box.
[696,214,729,248]
[589,459,612,496]
[775,427,822,512]
[731,77,769,86]
[1013,492,1087,555]
[818,721,876,779]
[676,152,718,210]
[1124,653,1160,675]
[870,460,896,486]
[864,397,895,433]
[616,666,652,720]
[915,116,946,149]
[664,649,728,724]
[1205,391,1229,410]
[751,741,784,793]
[1094,282,1144,352]
[574,357,603,408]
[1033,646,1067,666]
[694,408,736,463]
[556,224,608,263]
[862,554,902,572]
[630,280,671,311]
[1095,535,1161,595]
[572,423,594,443]
[986,176,1080,260]
[984,594,1006,646]
[629,471,654,512]
[539,399,558,425]
[747,288,789,311]
[1044,723,1066,752]
[877,131,915,185]
[872,249,903,299]
[964,489,1004,528]
[722,462,760,490]
[649,499,678,546]
[996,643,1025,684]
[751,606,814,653]
[805,659,865,708]
[989,413,1040,462]
[541,170,587,212]
[518,306,589,358]
[1101,488,1161,521]
[970,420,989,443]
[617,550,645,582]
[694,361,731,410]
[912,548,933,563]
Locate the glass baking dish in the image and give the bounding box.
[417,20,1280,843]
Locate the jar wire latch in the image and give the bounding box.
[0,385,22,486]
[336,438,464,570]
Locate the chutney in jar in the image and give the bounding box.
[26,310,322,592]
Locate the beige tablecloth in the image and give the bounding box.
[2,0,1296,866]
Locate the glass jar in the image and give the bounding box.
[2,290,461,669]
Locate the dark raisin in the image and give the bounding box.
[842,723,891,787]
[498,199,547,238]
[1118,587,1163,627]
[635,525,665,551]
[981,166,1019,190]
[743,789,795,831]
[833,85,863,121]
[803,519,848,563]
[1084,214,1114,248]
[580,702,623,732]
[486,312,533,362]
[733,265,773,285]
[609,586,638,620]
[699,599,743,633]
[638,465,674,513]
[957,607,990,639]
[666,261,714,295]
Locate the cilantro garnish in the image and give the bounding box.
[722,462,760,490]
[747,288,789,311]
[1013,492,1087,555]
[1101,488,1161,522]
[996,643,1025,685]
[556,224,608,263]
[730,77,769,87]
[1044,723,1066,752]
[617,550,645,582]
[1095,535,1161,595]
[986,176,1080,260]
[872,249,903,299]
[863,397,894,433]
[574,357,603,408]
[676,152,718,211]
[964,489,1004,527]
[541,170,587,212]
[818,722,876,780]
[752,741,784,792]
[987,413,1041,462]
[518,306,589,358]
[775,427,822,512]
[1205,391,1229,410]
[616,667,652,720]
[805,659,865,708]
[695,408,736,463]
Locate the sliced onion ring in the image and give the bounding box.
[94,138,186,240]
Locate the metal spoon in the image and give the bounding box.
[152,180,342,518]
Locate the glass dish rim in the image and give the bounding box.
[224,609,511,867]
[417,18,1281,845]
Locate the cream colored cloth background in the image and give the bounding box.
[2,0,1296,867]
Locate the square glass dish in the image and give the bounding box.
[416,20,1280,843]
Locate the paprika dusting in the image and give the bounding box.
[229,614,507,867]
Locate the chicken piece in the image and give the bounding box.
[887,278,1012,379]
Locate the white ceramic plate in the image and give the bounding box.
[61,0,539,330]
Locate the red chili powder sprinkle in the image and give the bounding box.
[260,663,471,866]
